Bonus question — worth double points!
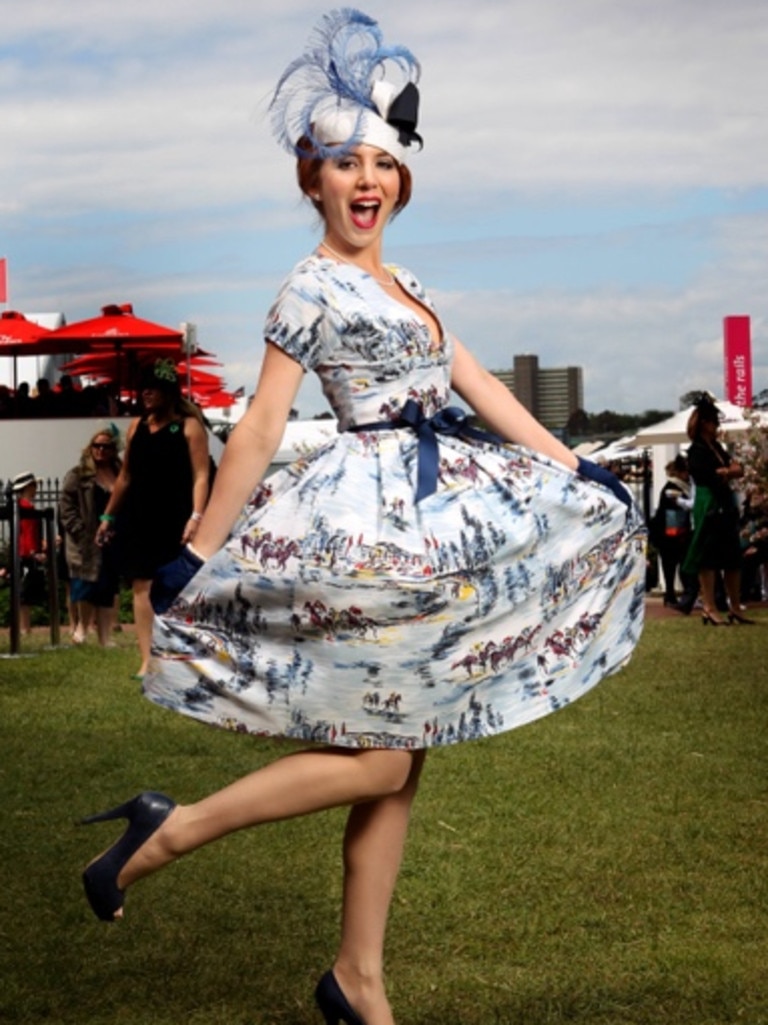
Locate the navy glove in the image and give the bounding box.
[150,546,205,614]
[576,457,632,509]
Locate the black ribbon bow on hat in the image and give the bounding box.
[386,82,423,149]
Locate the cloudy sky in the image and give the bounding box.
[2,0,767,417]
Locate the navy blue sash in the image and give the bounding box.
[348,398,502,502]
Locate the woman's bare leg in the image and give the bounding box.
[95,605,115,646]
[332,751,427,1025]
[114,747,417,892]
[74,600,94,642]
[131,578,153,674]
[698,569,719,616]
[723,568,743,613]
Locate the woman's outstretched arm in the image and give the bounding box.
[450,340,578,469]
[190,343,305,559]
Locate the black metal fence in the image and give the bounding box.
[0,479,62,653]
[0,462,653,655]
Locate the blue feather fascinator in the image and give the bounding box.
[270,8,422,163]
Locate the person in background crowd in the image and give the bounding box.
[682,395,752,625]
[59,425,124,646]
[31,377,57,416]
[12,471,46,634]
[739,493,768,603]
[95,361,210,677]
[653,454,697,610]
[56,374,83,417]
[13,381,33,418]
[0,385,13,417]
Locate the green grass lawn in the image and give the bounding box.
[1,612,766,1025]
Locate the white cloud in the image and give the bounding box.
[4,0,768,212]
[2,0,768,415]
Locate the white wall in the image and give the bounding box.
[0,417,224,484]
[0,416,334,485]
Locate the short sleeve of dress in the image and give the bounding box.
[263,262,333,372]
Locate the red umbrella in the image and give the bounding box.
[176,356,222,372]
[61,353,225,390]
[0,311,49,348]
[195,389,237,408]
[58,351,165,401]
[0,311,74,390]
[0,310,80,355]
[60,350,233,416]
[46,303,183,350]
[184,368,225,388]
[59,352,160,378]
[47,304,183,406]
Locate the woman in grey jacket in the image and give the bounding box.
[59,425,123,645]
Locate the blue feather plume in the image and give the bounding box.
[270,8,421,158]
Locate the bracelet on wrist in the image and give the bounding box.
[99,513,115,523]
[190,511,203,522]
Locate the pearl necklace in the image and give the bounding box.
[319,241,396,287]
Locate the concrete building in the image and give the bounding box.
[492,354,583,431]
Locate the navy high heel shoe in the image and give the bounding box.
[728,611,755,625]
[315,971,365,1025]
[79,791,175,922]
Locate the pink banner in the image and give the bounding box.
[0,258,7,303]
[723,315,752,407]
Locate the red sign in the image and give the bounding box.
[723,315,752,407]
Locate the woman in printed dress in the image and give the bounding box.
[80,12,646,1025]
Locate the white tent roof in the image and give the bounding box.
[588,435,647,462]
[632,401,764,446]
[571,440,605,457]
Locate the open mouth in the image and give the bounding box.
[350,200,380,230]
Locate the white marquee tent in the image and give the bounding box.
[632,400,763,446]
[630,400,767,510]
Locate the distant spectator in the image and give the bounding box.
[652,454,696,610]
[59,425,124,646]
[32,377,57,416]
[0,385,13,417]
[12,471,47,634]
[75,383,118,417]
[95,361,210,677]
[14,382,33,418]
[56,374,83,416]
[740,494,768,603]
[682,395,751,625]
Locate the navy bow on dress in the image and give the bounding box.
[350,399,500,502]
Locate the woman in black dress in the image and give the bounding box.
[682,395,751,624]
[96,360,210,675]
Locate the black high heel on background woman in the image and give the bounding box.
[78,791,176,921]
[315,971,365,1025]
[728,611,756,625]
[701,609,725,626]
